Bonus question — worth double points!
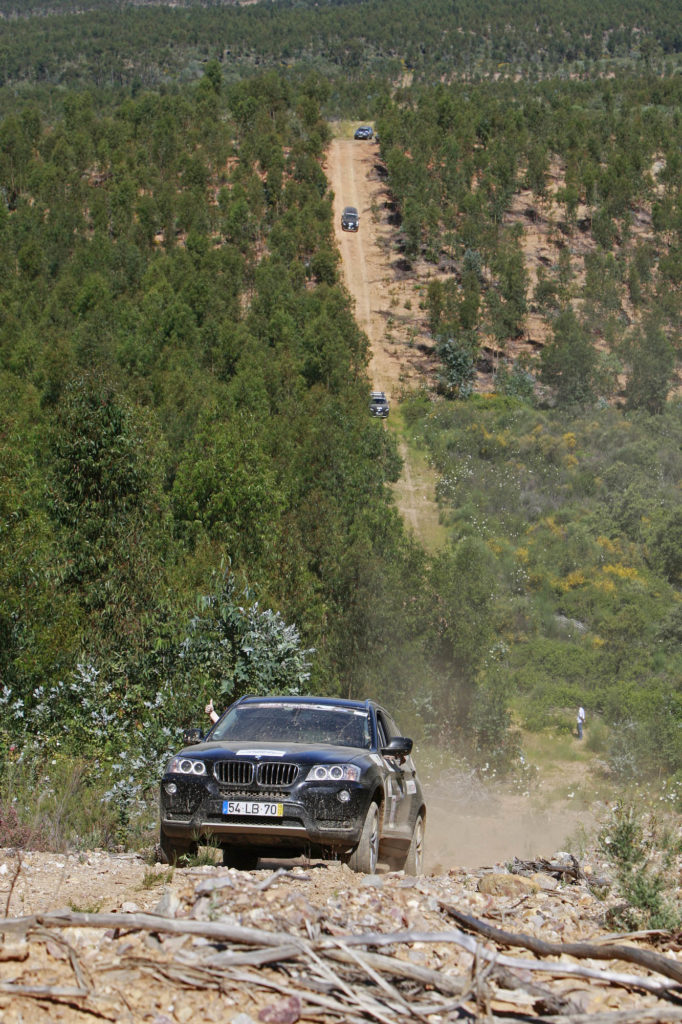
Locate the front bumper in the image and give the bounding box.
[160,775,371,851]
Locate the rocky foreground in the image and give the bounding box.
[1,850,682,1023]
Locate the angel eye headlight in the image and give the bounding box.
[308,764,361,782]
[167,756,206,776]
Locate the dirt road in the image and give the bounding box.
[327,137,394,394]
[327,136,445,548]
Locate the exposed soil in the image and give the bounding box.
[326,135,445,549]
[0,834,675,1024]
[327,136,438,398]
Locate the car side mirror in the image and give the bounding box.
[182,727,204,745]
[381,737,413,758]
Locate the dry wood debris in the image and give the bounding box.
[1,852,682,1023]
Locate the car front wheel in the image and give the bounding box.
[348,801,380,874]
[158,825,197,865]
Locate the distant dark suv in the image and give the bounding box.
[159,695,425,874]
[354,126,374,140]
[341,206,359,232]
[369,391,390,418]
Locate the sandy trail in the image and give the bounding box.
[327,137,397,395]
[327,136,445,547]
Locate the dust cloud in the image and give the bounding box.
[422,775,591,872]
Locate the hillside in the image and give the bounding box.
[0,0,680,930]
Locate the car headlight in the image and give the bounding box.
[166,756,207,776]
[307,764,361,782]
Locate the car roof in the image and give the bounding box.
[343,206,358,215]
[236,694,374,712]
[370,391,387,398]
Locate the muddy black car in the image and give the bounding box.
[341,206,359,231]
[369,390,390,418]
[159,695,425,873]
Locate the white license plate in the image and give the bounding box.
[222,800,283,817]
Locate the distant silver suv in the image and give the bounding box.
[354,126,374,140]
[341,206,359,232]
[369,391,390,418]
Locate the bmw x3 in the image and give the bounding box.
[159,695,425,873]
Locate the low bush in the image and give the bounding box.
[598,805,682,932]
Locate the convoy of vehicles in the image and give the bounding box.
[160,695,425,874]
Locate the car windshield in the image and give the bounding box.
[211,702,372,749]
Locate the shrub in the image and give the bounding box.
[436,336,477,398]
[598,805,682,932]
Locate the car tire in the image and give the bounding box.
[348,801,380,874]
[158,826,197,865]
[222,846,260,871]
[404,813,425,875]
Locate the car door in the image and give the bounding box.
[376,709,412,840]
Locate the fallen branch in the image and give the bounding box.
[509,854,588,882]
[440,903,682,986]
[0,910,302,949]
[2,908,681,1010]
[0,982,117,1020]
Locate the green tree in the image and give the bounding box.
[540,309,597,405]
[49,376,171,651]
[175,570,313,704]
[622,317,675,414]
[428,538,498,731]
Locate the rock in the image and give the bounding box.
[152,890,181,917]
[258,995,301,1024]
[531,872,559,890]
[120,900,141,913]
[361,875,383,889]
[478,873,540,896]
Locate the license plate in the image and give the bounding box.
[222,800,283,817]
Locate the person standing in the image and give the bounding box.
[577,705,586,740]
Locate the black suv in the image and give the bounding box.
[341,206,359,232]
[369,391,390,418]
[159,695,425,874]
[354,126,374,140]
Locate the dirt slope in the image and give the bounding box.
[327,136,403,396]
[327,135,445,549]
